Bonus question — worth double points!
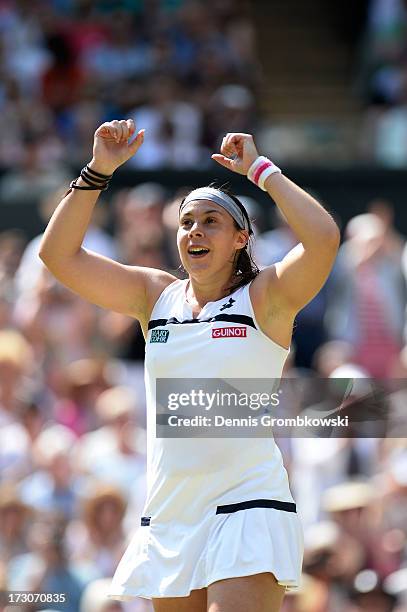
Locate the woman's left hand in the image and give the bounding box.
[211,133,259,175]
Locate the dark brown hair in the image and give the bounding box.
[223,188,259,290]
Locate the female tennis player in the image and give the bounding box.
[39,119,340,612]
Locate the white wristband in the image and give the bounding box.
[247,156,281,191]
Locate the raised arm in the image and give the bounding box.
[39,120,175,327]
[212,133,340,314]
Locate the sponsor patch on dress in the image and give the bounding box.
[150,329,169,343]
[212,326,247,338]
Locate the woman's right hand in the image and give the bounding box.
[90,119,145,175]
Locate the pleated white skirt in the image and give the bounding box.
[108,505,304,600]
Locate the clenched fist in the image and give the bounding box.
[211,133,259,175]
[90,119,145,175]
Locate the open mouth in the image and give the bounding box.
[187,246,210,258]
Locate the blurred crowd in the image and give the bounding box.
[0,0,259,182]
[3,0,407,177]
[359,0,407,166]
[0,181,406,612]
[0,1,406,611]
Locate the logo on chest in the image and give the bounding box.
[150,329,170,343]
[212,326,247,338]
[219,297,236,311]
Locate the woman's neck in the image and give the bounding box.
[186,277,234,308]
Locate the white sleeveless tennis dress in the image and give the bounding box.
[109,279,303,600]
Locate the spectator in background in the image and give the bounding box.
[0,288,15,333]
[18,394,47,446]
[204,84,256,152]
[282,572,330,612]
[301,520,365,610]
[326,213,406,377]
[0,230,26,302]
[0,134,68,207]
[15,185,117,298]
[0,76,27,167]
[19,424,82,522]
[322,479,405,588]
[362,0,407,106]
[385,350,407,446]
[65,79,108,167]
[74,386,146,494]
[15,267,98,365]
[256,206,330,369]
[81,11,154,84]
[311,339,355,378]
[161,187,191,268]
[0,329,34,426]
[0,230,26,278]
[365,199,407,348]
[289,435,352,527]
[368,98,407,167]
[170,1,243,87]
[113,183,169,266]
[53,358,108,437]
[129,76,205,169]
[67,484,128,580]
[41,31,84,121]
[347,583,396,612]
[0,332,35,483]
[15,519,84,612]
[256,207,298,267]
[0,1,51,98]
[359,0,407,166]
[224,13,262,85]
[322,481,376,547]
[367,198,405,259]
[0,485,33,563]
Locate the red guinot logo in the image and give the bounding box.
[212,327,247,338]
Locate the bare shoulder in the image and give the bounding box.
[250,266,288,322]
[144,268,179,320]
[250,266,283,311]
[249,267,296,349]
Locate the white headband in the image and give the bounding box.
[179,187,250,232]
